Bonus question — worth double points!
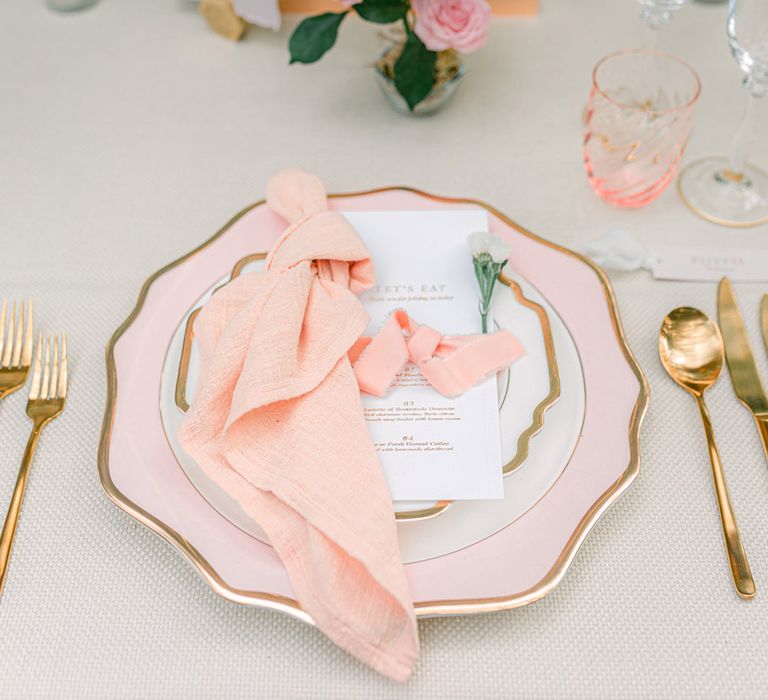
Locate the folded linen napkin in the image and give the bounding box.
[178,169,522,680]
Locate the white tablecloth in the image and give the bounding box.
[1,0,767,697]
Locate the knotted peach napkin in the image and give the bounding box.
[179,169,522,680]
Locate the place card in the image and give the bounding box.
[584,230,768,282]
[652,245,768,282]
[343,210,505,501]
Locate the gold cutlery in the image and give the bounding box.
[659,307,755,600]
[0,300,34,400]
[717,278,768,461]
[0,334,67,595]
[761,295,768,353]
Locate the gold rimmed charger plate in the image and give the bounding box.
[98,186,647,619]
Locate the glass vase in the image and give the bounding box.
[374,45,465,117]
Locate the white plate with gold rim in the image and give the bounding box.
[159,257,585,564]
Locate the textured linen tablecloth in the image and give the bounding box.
[1,0,767,697]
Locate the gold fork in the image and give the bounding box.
[0,334,67,595]
[0,300,34,400]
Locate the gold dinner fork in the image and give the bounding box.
[0,300,34,400]
[0,334,67,595]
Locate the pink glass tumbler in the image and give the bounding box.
[583,50,701,208]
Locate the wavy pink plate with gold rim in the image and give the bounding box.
[98,188,648,619]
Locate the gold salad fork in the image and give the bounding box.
[0,334,67,595]
[0,300,34,400]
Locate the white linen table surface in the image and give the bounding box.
[1,0,767,697]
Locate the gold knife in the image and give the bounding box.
[718,278,768,461]
[761,295,768,353]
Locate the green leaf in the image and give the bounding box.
[289,12,348,64]
[394,32,437,111]
[353,0,407,23]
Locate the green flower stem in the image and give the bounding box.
[473,254,507,334]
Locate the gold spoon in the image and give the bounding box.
[659,307,755,600]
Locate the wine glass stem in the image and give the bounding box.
[728,89,756,177]
[645,22,661,50]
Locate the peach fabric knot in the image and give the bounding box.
[350,309,524,397]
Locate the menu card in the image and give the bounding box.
[343,210,505,501]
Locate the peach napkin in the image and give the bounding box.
[178,169,522,680]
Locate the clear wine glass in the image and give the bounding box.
[639,0,690,33]
[678,0,768,226]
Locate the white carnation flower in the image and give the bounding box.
[468,231,511,263]
[468,231,511,333]
[468,231,493,257]
[487,235,511,263]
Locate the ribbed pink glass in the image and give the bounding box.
[583,50,701,208]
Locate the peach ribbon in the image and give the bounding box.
[351,309,524,398]
[178,169,522,681]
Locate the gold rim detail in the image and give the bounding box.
[498,273,561,475]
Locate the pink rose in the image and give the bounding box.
[412,0,491,54]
